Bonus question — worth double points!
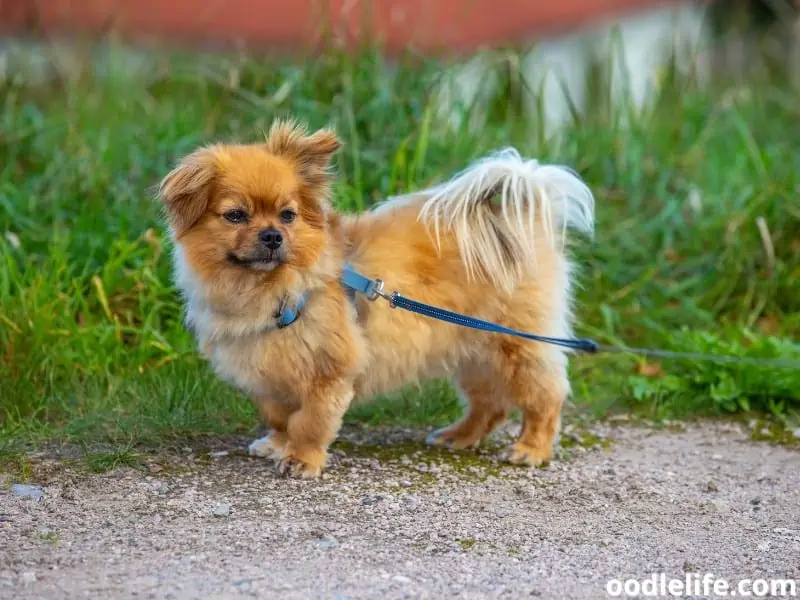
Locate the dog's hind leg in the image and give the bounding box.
[503,352,568,467]
[426,365,510,449]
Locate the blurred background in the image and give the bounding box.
[2,1,800,131]
[1,1,798,447]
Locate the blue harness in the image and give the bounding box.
[275,264,598,353]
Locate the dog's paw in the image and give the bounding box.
[425,428,454,448]
[505,442,552,467]
[425,427,480,450]
[248,434,285,460]
[276,455,323,479]
[248,436,272,457]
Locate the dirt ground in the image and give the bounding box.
[1,421,798,600]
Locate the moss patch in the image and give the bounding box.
[332,438,508,482]
[748,419,800,447]
[458,538,477,551]
[559,430,612,451]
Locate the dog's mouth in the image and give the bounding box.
[227,251,285,272]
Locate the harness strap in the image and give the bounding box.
[340,265,377,296]
[275,264,377,328]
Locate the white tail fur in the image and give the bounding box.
[416,148,594,292]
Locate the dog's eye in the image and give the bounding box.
[279,209,296,224]
[223,209,248,224]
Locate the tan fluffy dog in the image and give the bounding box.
[159,120,594,478]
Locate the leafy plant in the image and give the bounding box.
[626,329,799,417]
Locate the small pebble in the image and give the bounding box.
[514,485,534,499]
[750,497,761,506]
[705,481,719,493]
[392,575,412,584]
[212,503,231,517]
[402,495,420,510]
[708,499,730,513]
[494,507,509,518]
[316,538,339,550]
[11,484,44,501]
[210,451,229,458]
[399,480,413,488]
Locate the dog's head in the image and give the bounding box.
[159,120,341,285]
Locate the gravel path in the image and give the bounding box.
[2,422,798,599]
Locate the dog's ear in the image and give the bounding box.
[264,120,341,195]
[159,147,217,236]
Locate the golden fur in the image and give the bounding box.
[159,120,595,478]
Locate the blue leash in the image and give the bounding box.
[338,264,800,369]
[340,264,598,353]
[278,265,798,368]
[389,294,598,353]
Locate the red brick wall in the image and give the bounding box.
[0,0,694,54]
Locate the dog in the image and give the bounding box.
[159,120,594,478]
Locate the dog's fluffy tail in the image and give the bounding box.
[417,148,594,292]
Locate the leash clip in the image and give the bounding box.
[364,278,384,301]
[365,278,387,300]
[365,278,397,307]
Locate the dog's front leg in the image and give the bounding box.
[248,398,295,460]
[277,379,354,479]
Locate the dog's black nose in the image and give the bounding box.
[258,228,283,250]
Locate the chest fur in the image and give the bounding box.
[191,303,365,402]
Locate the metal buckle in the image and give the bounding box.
[364,279,396,307]
[274,295,289,328]
[365,278,386,301]
[274,295,288,318]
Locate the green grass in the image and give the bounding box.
[1,39,799,455]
